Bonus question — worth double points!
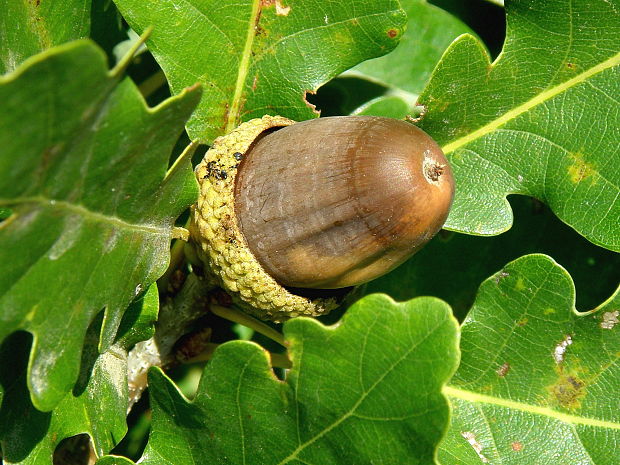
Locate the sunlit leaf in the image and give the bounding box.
[112,0,407,142]
[101,295,459,465]
[0,41,200,410]
[0,0,90,73]
[419,0,620,251]
[442,254,620,464]
[0,286,158,464]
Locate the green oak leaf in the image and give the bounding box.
[418,0,620,251]
[0,286,158,465]
[0,0,90,73]
[353,95,412,119]
[0,41,200,411]
[364,196,620,320]
[351,0,474,99]
[112,0,407,143]
[441,254,620,464]
[100,294,459,465]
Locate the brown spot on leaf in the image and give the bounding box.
[511,441,523,451]
[496,362,510,377]
[261,0,291,16]
[565,61,577,70]
[436,100,450,112]
[567,152,597,184]
[548,372,587,410]
[387,28,399,38]
[601,310,620,329]
[220,102,231,131]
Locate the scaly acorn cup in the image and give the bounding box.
[190,115,454,321]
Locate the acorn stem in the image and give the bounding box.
[210,304,286,347]
[129,268,289,413]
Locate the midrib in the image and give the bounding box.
[226,0,262,133]
[444,385,620,430]
[441,51,620,154]
[1,196,165,235]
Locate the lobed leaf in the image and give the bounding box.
[0,286,158,465]
[442,254,620,464]
[0,41,200,411]
[354,95,412,119]
[102,294,459,465]
[112,0,407,143]
[351,0,474,98]
[418,0,620,251]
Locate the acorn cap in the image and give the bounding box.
[190,116,340,321]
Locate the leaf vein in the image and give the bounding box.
[278,318,448,464]
[444,386,620,430]
[442,51,620,154]
[1,197,167,235]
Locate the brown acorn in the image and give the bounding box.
[190,115,454,321]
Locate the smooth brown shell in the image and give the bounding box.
[234,116,454,289]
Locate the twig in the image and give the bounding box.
[127,274,289,412]
[126,273,215,412]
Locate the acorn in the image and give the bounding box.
[189,115,454,321]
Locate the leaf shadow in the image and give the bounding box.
[0,331,52,462]
[73,310,105,397]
